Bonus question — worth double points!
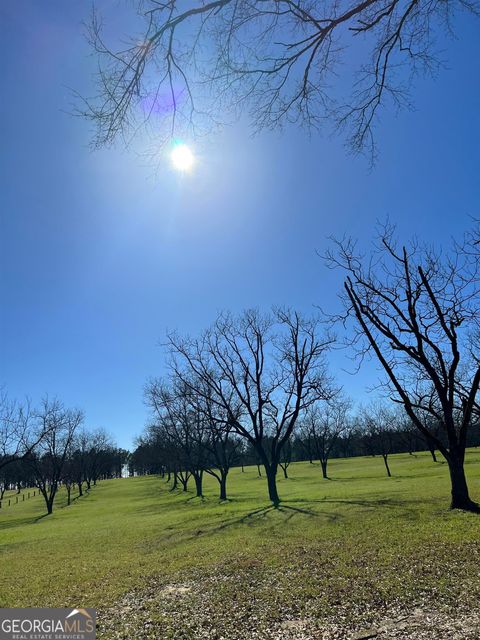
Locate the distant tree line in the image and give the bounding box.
[0,392,127,514]
[131,398,480,495]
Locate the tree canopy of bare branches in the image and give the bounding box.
[360,401,401,477]
[302,397,351,478]
[146,379,211,497]
[79,0,479,160]
[0,389,48,473]
[165,307,334,505]
[27,398,84,514]
[145,377,242,499]
[326,222,480,511]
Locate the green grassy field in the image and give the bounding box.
[1,451,480,638]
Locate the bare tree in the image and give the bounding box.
[297,421,315,464]
[304,397,351,478]
[79,0,479,160]
[361,402,398,477]
[0,459,33,500]
[27,399,83,515]
[199,391,241,500]
[418,414,443,462]
[146,380,209,498]
[396,415,419,456]
[70,428,91,497]
[278,439,293,479]
[0,390,48,472]
[326,223,480,511]
[167,308,333,505]
[62,456,76,506]
[84,428,114,489]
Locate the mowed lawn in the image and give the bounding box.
[1,451,480,638]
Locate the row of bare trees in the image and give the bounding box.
[0,393,125,514]
[139,388,353,501]
[137,224,479,511]
[4,225,478,512]
[135,394,475,496]
[141,308,334,505]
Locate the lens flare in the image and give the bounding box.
[170,143,195,172]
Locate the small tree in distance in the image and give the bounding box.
[146,380,210,498]
[0,389,50,474]
[27,398,83,515]
[303,397,351,479]
[361,403,398,478]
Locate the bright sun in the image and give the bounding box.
[170,143,195,172]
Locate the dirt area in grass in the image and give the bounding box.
[98,570,480,640]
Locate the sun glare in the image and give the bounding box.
[170,143,195,172]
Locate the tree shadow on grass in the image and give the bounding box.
[194,505,273,536]
[185,495,206,503]
[191,502,343,539]
[0,516,36,531]
[0,512,51,530]
[284,496,423,519]
[34,512,51,523]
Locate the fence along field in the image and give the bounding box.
[0,487,38,509]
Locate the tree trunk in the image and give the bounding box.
[425,435,438,462]
[193,471,203,498]
[265,464,280,506]
[67,486,71,506]
[219,473,228,500]
[241,462,245,473]
[257,464,262,477]
[281,464,288,479]
[77,482,83,496]
[448,455,479,511]
[179,471,190,492]
[383,454,392,478]
[172,471,178,490]
[320,460,328,479]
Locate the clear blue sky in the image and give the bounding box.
[1,3,479,449]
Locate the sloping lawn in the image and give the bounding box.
[1,451,480,638]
